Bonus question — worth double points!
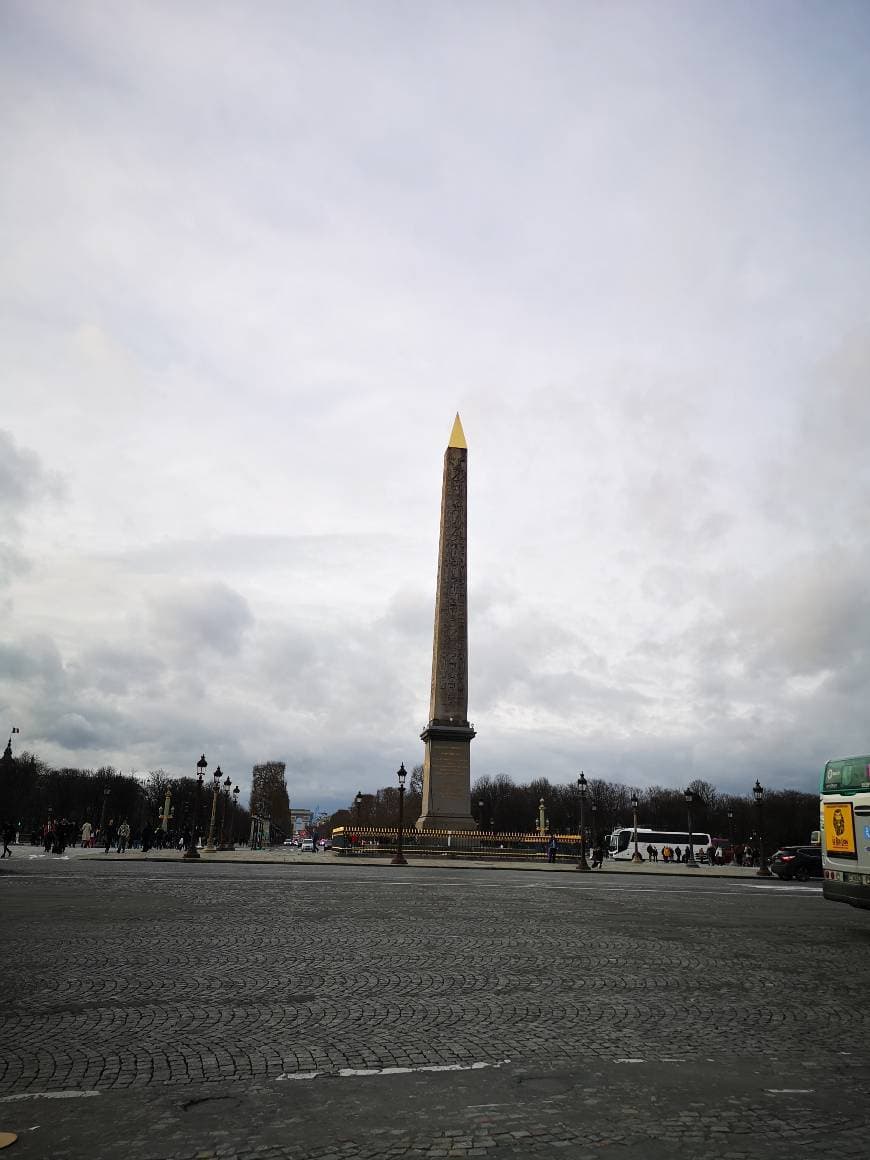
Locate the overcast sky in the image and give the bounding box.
[2,1,869,812]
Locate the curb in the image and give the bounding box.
[59,852,772,882]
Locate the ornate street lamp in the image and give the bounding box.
[576,771,590,871]
[354,791,363,825]
[590,801,598,857]
[684,789,698,867]
[218,773,232,849]
[391,763,408,866]
[630,792,643,863]
[229,784,240,850]
[478,799,485,831]
[184,754,207,860]
[753,780,772,877]
[204,765,222,853]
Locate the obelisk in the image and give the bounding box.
[416,414,476,831]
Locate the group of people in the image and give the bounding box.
[652,844,705,863]
[546,836,608,867]
[2,816,207,856]
[646,842,756,866]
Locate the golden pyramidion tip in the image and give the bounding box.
[448,413,467,449]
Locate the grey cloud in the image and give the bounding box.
[49,712,101,749]
[0,544,31,588]
[70,645,166,696]
[148,582,254,657]
[108,532,405,576]
[0,635,64,684]
[0,429,62,529]
[733,560,870,678]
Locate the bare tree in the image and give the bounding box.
[249,761,291,832]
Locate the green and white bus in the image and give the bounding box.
[821,755,870,910]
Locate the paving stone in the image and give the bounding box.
[0,859,867,1160]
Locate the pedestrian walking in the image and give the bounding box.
[547,834,557,864]
[104,820,115,854]
[117,820,131,853]
[1,822,14,858]
[81,820,92,848]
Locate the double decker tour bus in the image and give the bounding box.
[821,754,870,909]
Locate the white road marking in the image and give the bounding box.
[765,1089,815,1094]
[276,1059,510,1081]
[0,1091,99,1102]
[740,884,818,892]
[615,1058,645,1064]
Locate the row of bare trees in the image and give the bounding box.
[324,769,818,850]
[0,749,251,843]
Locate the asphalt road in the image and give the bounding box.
[1,858,867,1160]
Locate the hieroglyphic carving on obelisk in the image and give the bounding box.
[416,414,476,830]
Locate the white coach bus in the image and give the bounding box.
[608,827,712,861]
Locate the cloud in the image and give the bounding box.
[0,635,64,684]
[147,582,254,658]
[0,429,61,522]
[2,3,870,806]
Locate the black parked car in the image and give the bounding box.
[770,845,823,881]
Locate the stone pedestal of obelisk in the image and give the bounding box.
[416,414,476,831]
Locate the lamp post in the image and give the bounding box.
[576,771,590,871]
[727,808,735,862]
[98,785,110,840]
[184,754,207,860]
[352,791,364,852]
[391,763,408,866]
[684,790,698,867]
[630,792,643,863]
[228,784,239,850]
[204,766,222,853]
[538,797,546,835]
[753,780,772,877]
[590,802,598,855]
[478,799,485,831]
[218,773,232,849]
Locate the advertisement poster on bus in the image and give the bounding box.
[824,802,857,859]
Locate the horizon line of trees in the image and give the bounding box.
[327,770,819,851]
[0,748,251,843]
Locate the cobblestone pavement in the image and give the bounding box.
[1,859,868,1159]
